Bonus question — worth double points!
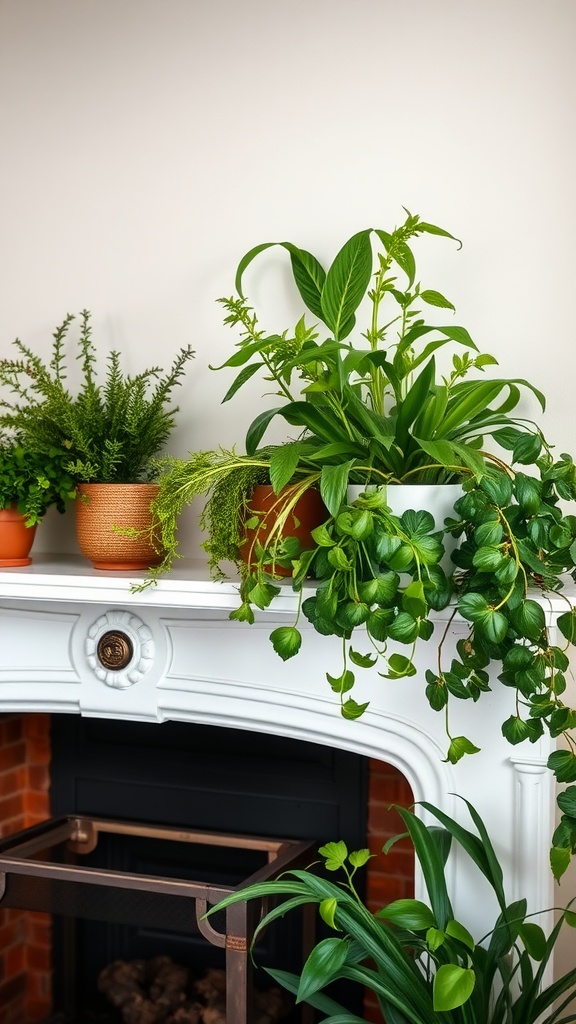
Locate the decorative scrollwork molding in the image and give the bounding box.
[85,609,154,689]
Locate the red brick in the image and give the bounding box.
[23,714,50,740]
[0,742,26,772]
[0,971,26,1003]
[2,717,24,746]
[0,794,25,825]
[23,737,50,767]
[26,945,51,973]
[0,768,25,798]
[26,764,50,792]
[5,944,24,976]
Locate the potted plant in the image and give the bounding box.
[207,797,576,1024]
[0,310,194,569]
[139,212,576,875]
[0,432,76,565]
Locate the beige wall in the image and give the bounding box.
[1,0,575,982]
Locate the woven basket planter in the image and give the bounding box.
[75,483,164,571]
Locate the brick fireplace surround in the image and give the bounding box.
[0,712,413,1024]
[0,554,567,1022]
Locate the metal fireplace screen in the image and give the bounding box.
[0,816,316,1024]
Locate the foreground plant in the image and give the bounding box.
[208,798,576,1024]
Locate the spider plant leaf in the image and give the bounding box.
[264,968,358,1019]
[297,937,351,1002]
[394,807,452,928]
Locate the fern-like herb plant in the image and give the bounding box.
[0,311,194,483]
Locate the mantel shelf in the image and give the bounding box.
[1,553,575,619]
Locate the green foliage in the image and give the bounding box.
[207,799,576,1024]
[0,434,76,524]
[0,311,194,483]
[216,209,545,485]
[138,211,576,876]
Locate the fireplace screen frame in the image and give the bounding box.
[0,814,317,1024]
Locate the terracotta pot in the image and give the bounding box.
[240,484,327,577]
[75,483,165,571]
[0,506,37,567]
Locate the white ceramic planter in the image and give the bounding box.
[348,482,462,574]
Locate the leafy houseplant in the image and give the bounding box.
[208,798,576,1024]
[141,212,576,875]
[0,433,76,525]
[0,310,194,569]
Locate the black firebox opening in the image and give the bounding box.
[49,715,368,1021]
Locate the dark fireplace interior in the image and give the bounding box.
[44,715,369,1023]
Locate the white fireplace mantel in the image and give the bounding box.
[0,553,572,947]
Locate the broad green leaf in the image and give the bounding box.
[519,922,547,960]
[326,670,355,694]
[502,715,533,745]
[337,600,370,627]
[477,607,508,644]
[289,246,327,319]
[341,697,370,720]
[480,472,514,507]
[269,443,305,493]
[387,612,419,644]
[348,848,372,868]
[557,609,576,644]
[445,918,475,950]
[426,927,445,951]
[420,289,455,310]
[401,509,435,535]
[515,472,542,515]
[548,750,576,783]
[474,521,504,547]
[444,736,481,764]
[320,230,373,341]
[349,648,377,669]
[367,608,394,642]
[551,844,572,882]
[433,964,475,1012]
[311,523,335,547]
[557,786,576,817]
[378,899,436,930]
[508,598,545,638]
[385,653,417,677]
[458,593,490,622]
[328,546,352,571]
[319,841,348,870]
[270,626,302,661]
[319,897,339,929]
[320,461,355,517]
[473,545,505,572]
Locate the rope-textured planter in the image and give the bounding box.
[75,483,164,571]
